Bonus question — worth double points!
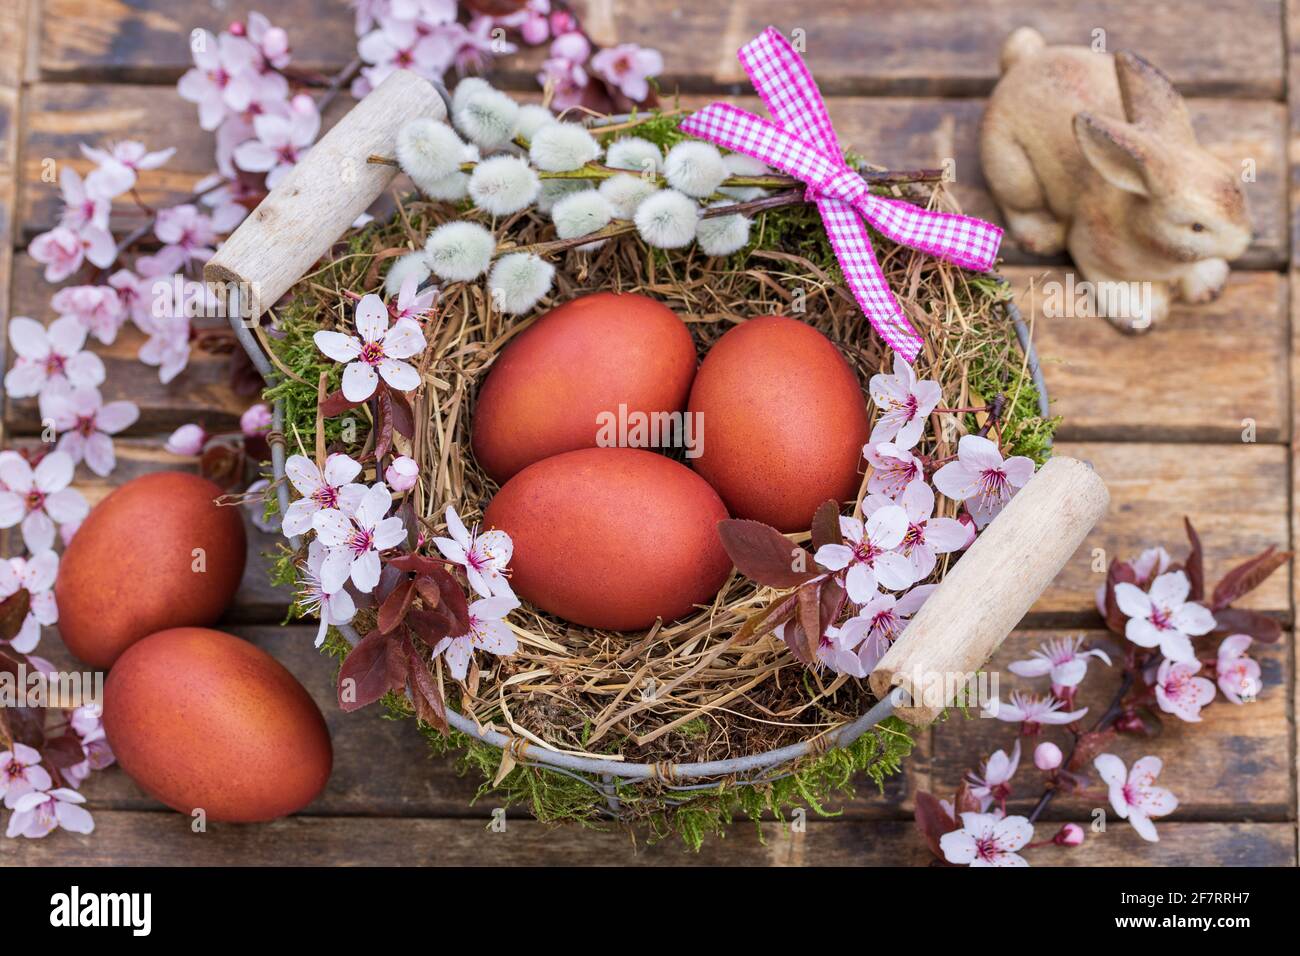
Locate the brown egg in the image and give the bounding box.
[687,316,869,532]
[471,292,698,483]
[56,471,247,668]
[484,448,731,630]
[103,627,332,822]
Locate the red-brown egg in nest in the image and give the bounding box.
[483,448,732,630]
[687,315,869,533]
[471,292,698,484]
[103,627,332,823]
[56,471,247,668]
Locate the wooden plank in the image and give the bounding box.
[1033,443,1290,620]
[0,0,29,89]
[930,630,1294,820]
[1011,268,1290,443]
[6,257,253,435]
[35,0,1285,99]
[16,87,1288,270]
[1,813,1290,866]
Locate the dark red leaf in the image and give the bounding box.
[818,577,846,639]
[1103,560,1137,635]
[1183,517,1205,602]
[0,590,31,644]
[810,500,843,552]
[378,578,415,634]
[1210,607,1283,644]
[388,388,416,439]
[716,519,818,589]
[41,733,87,769]
[374,387,395,462]
[319,388,364,418]
[404,637,448,734]
[387,551,443,576]
[199,442,244,491]
[1211,547,1293,610]
[0,650,45,749]
[913,790,958,862]
[410,570,471,644]
[794,582,821,662]
[337,630,403,712]
[953,781,982,816]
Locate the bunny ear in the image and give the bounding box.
[1114,51,1194,141]
[1073,112,1159,197]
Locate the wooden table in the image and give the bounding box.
[0,0,1295,866]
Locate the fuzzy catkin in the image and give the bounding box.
[424,221,496,282]
[664,142,727,198]
[384,251,432,297]
[697,201,752,256]
[634,190,699,248]
[515,104,557,141]
[605,136,664,176]
[488,253,555,315]
[468,155,540,215]
[599,174,658,220]
[551,190,613,249]
[454,88,520,150]
[396,119,468,194]
[529,122,601,172]
[719,152,772,201]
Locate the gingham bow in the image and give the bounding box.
[680,27,1003,361]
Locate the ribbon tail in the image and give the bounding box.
[859,194,1003,273]
[817,198,924,362]
[736,27,842,157]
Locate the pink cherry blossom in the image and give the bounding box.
[1,744,53,808]
[107,269,154,328]
[283,453,367,538]
[314,293,426,402]
[455,18,515,74]
[394,274,436,323]
[4,316,106,399]
[0,552,59,654]
[63,705,116,787]
[862,441,922,498]
[81,140,176,197]
[1096,546,1174,615]
[538,33,591,110]
[136,311,192,384]
[385,455,419,492]
[813,506,916,603]
[57,167,112,233]
[178,30,261,130]
[591,43,663,104]
[940,811,1034,867]
[299,539,358,647]
[1094,753,1177,842]
[863,479,967,580]
[432,595,520,682]
[1008,635,1111,691]
[827,584,935,673]
[932,435,1035,528]
[1113,571,1213,663]
[233,96,320,187]
[812,619,872,678]
[983,691,1088,731]
[165,423,208,456]
[1154,657,1216,722]
[357,18,457,92]
[224,68,292,125]
[494,0,551,45]
[868,356,941,451]
[246,11,291,68]
[28,225,116,283]
[1033,741,1063,771]
[196,173,255,232]
[434,505,514,599]
[967,739,1020,811]
[1054,823,1085,846]
[1216,634,1261,704]
[0,452,89,552]
[38,384,138,477]
[154,204,219,265]
[312,481,407,594]
[240,402,272,437]
[50,284,126,345]
[5,787,94,839]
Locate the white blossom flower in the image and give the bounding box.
[5,787,94,839]
[0,552,59,654]
[696,201,751,256]
[232,97,320,188]
[932,435,1035,529]
[551,189,612,249]
[982,691,1088,729]
[385,456,419,493]
[813,506,916,602]
[314,293,426,402]
[1216,634,1261,704]
[392,273,436,324]
[967,739,1021,811]
[719,152,770,201]
[81,140,176,197]
[425,221,496,282]
[598,174,658,219]
[468,155,540,215]
[396,118,467,193]
[1154,658,1216,722]
[863,441,923,498]
[299,540,357,648]
[385,252,432,298]
[824,584,934,673]
[0,452,89,552]
[38,384,138,477]
[634,189,698,249]
[1008,635,1112,691]
[515,104,558,141]
[0,743,52,807]
[283,453,367,538]
[868,355,942,450]
[940,812,1034,867]
[1095,753,1177,842]
[862,479,967,580]
[605,136,663,176]
[311,482,407,594]
[488,252,554,315]
[28,226,116,283]
[4,316,106,399]
[50,284,126,346]
[433,505,513,599]
[165,423,207,456]
[454,87,520,150]
[432,595,520,682]
[664,141,727,198]
[1113,571,1213,663]
[529,122,600,172]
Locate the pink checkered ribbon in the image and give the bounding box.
[680,27,1003,361]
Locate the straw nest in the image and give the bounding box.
[264,147,1053,830]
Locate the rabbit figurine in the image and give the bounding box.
[980,28,1252,332]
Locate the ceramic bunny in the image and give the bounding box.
[980,28,1252,332]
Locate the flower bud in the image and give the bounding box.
[1053,823,1085,847]
[240,403,272,437]
[385,456,419,493]
[1034,741,1062,771]
[165,423,207,456]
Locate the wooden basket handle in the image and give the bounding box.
[868,456,1109,725]
[204,69,447,320]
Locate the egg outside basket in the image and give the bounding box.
[209,69,1105,845]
